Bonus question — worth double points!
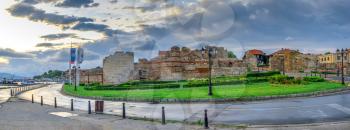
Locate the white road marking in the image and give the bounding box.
[327,104,350,115]
[318,110,328,117]
[50,112,78,118]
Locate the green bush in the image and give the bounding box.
[247,71,281,78]
[303,76,325,82]
[269,75,297,84]
[128,80,178,85]
[85,83,180,90]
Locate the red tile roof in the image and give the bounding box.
[247,49,264,55]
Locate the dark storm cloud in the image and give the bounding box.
[40,33,76,40]
[56,0,99,8]
[0,48,34,58]
[7,3,93,26]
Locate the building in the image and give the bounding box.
[134,46,246,81]
[103,51,134,85]
[79,67,103,84]
[243,49,269,72]
[317,49,350,74]
[269,48,317,73]
[319,52,336,64]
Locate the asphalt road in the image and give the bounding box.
[17,84,350,125]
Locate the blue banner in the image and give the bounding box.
[70,48,77,64]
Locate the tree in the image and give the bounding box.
[33,70,64,79]
[228,51,237,59]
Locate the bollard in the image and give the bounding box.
[122,103,126,119]
[32,94,34,103]
[41,96,43,106]
[71,99,74,111]
[10,89,13,97]
[204,109,209,129]
[54,97,57,108]
[88,101,91,114]
[162,106,166,125]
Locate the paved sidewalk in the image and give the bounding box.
[2,98,350,130]
[0,89,10,104]
[18,84,350,125]
[0,98,212,130]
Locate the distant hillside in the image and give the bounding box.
[33,70,65,80]
[0,73,27,80]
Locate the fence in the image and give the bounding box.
[10,84,47,97]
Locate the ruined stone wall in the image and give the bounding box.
[103,52,134,85]
[135,46,246,81]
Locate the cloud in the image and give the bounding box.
[40,33,76,40]
[56,0,99,8]
[0,48,34,58]
[7,3,93,26]
[35,43,64,48]
[134,39,157,51]
[71,22,124,36]
[7,3,120,36]
[109,0,118,4]
[20,0,60,5]
[140,25,170,39]
[0,57,10,65]
[34,48,100,63]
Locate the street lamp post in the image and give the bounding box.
[341,49,345,85]
[315,60,319,77]
[324,63,327,78]
[202,46,217,96]
[73,66,77,91]
[281,56,285,75]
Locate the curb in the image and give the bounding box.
[247,120,350,129]
[61,85,350,104]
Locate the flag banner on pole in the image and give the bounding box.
[78,47,84,64]
[70,48,77,64]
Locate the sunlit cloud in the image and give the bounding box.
[0,57,10,64]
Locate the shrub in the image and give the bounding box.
[303,76,325,82]
[85,83,180,90]
[269,75,296,84]
[247,71,281,78]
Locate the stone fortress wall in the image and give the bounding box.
[103,51,134,85]
[134,46,247,81]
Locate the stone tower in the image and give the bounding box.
[103,51,134,85]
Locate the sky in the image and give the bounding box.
[0,0,349,77]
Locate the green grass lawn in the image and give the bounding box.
[63,82,345,100]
